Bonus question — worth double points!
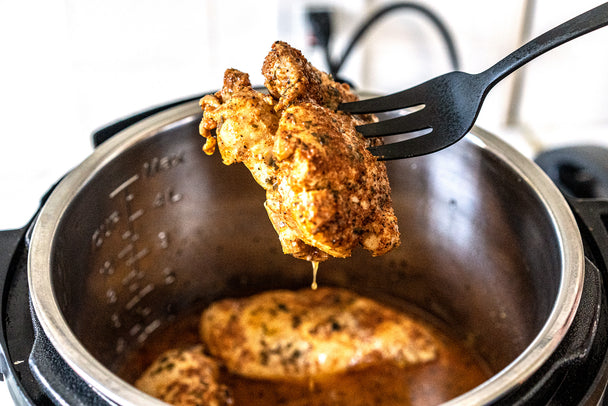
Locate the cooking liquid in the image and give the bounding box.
[118,295,491,406]
[311,261,319,290]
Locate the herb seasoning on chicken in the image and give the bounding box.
[200,41,400,262]
[130,287,490,406]
[200,287,437,381]
[135,345,233,406]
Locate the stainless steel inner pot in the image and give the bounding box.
[28,100,584,405]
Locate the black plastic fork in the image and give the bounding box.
[339,2,608,160]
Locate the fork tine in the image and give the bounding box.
[338,84,427,114]
[356,109,430,137]
[369,129,464,160]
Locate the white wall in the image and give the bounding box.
[1,0,608,231]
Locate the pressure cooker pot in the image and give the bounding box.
[23,100,590,405]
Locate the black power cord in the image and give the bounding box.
[307,2,460,83]
[307,9,335,76]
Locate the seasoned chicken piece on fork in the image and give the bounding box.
[200,41,400,262]
[135,345,233,406]
[200,287,437,381]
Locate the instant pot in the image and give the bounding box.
[1,95,608,405]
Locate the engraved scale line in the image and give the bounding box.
[109,174,140,199]
[128,209,144,222]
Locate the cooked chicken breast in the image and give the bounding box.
[200,287,437,381]
[135,345,233,406]
[200,41,400,262]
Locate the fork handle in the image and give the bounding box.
[479,2,608,88]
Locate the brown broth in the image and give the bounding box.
[117,296,492,405]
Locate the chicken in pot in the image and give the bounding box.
[133,287,490,406]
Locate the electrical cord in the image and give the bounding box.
[307,9,335,78]
[309,2,460,82]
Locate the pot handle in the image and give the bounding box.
[0,179,65,385]
[0,227,29,382]
[535,145,608,273]
[0,227,28,294]
[566,197,608,275]
[28,310,111,405]
[91,93,208,147]
[0,176,63,284]
[497,258,606,404]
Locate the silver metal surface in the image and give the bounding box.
[28,100,584,405]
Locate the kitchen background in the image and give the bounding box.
[0,0,607,402]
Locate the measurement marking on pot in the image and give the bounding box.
[92,211,120,249]
[163,267,176,284]
[140,283,154,297]
[153,189,183,207]
[137,319,162,343]
[158,231,169,249]
[122,269,139,286]
[121,230,132,240]
[117,244,134,259]
[143,151,185,178]
[106,289,118,304]
[109,174,140,199]
[125,247,150,266]
[111,313,121,328]
[145,319,161,334]
[129,324,142,336]
[128,209,144,222]
[116,338,126,354]
[136,307,152,317]
[99,260,114,275]
[125,283,155,310]
[126,291,140,305]
[170,191,183,203]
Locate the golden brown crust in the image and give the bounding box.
[200,287,437,381]
[135,345,233,406]
[270,102,398,257]
[200,41,400,261]
[262,41,356,110]
[200,69,279,188]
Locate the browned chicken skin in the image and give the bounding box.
[200,287,437,381]
[200,41,400,261]
[134,345,233,406]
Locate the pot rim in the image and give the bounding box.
[28,101,584,406]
